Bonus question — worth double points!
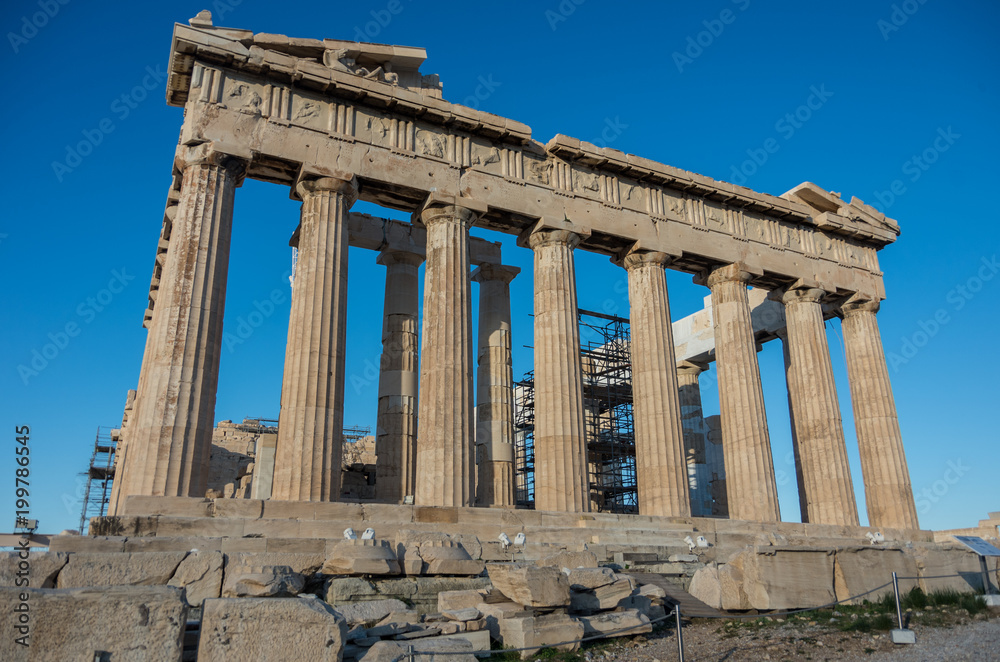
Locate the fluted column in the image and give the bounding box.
[677,361,712,517]
[622,252,690,517]
[414,203,479,507]
[529,230,590,513]
[472,263,520,508]
[374,249,424,503]
[705,264,780,522]
[780,287,859,526]
[840,296,919,530]
[121,148,245,500]
[272,176,357,502]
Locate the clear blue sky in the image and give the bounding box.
[1,0,997,535]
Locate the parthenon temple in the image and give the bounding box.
[110,12,919,534]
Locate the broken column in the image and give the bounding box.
[839,296,919,530]
[121,145,245,501]
[414,197,484,507]
[374,249,424,503]
[704,264,780,522]
[527,229,590,513]
[472,263,520,508]
[779,287,858,526]
[622,251,690,517]
[272,175,357,502]
[677,361,712,517]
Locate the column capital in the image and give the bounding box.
[377,248,424,268]
[701,262,757,289]
[296,175,359,205]
[839,294,881,317]
[526,229,582,250]
[472,263,520,284]
[175,142,248,183]
[619,250,673,271]
[676,360,709,377]
[414,192,487,228]
[776,286,831,306]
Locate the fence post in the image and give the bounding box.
[675,604,685,662]
[892,571,903,629]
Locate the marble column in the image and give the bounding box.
[840,296,919,530]
[472,263,520,508]
[705,264,780,522]
[677,361,711,517]
[374,249,424,503]
[414,203,479,507]
[121,149,245,500]
[272,176,357,502]
[528,230,590,513]
[780,287,859,526]
[623,252,691,517]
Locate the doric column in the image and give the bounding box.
[704,264,780,522]
[374,249,424,503]
[528,229,590,513]
[414,201,480,507]
[121,147,245,500]
[272,175,357,502]
[677,361,711,517]
[622,251,691,517]
[779,287,859,526]
[839,296,919,530]
[472,263,520,508]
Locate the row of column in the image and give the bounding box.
[117,151,918,531]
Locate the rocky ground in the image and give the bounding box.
[538,602,999,662]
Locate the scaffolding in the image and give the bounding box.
[512,310,638,513]
[513,373,536,508]
[78,426,117,533]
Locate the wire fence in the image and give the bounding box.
[402,570,996,660]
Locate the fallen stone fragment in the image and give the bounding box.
[535,550,599,570]
[359,637,477,661]
[487,563,570,607]
[222,565,304,597]
[498,613,584,660]
[442,607,481,622]
[336,598,410,625]
[577,609,652,638]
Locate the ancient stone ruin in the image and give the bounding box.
[4,11,996,662]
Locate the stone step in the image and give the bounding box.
[629,572,723,618]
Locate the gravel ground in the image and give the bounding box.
[581,610,998,662]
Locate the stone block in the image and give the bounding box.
[360,637,477,661]
[535,549,599,569]
[168,551,223,606]
[578,609,651,638]
[57,551,188,588]
[325,576,379,604]
[477,600,525,641]
[48,534,127,553]
[124,536,221,552]
[915,547,992,594]
[225,551,325,575]
[565,566,617,590]
[570,578,635,612]
[498,613,584,660]
[487,563,570,607]
[323,539,400,575]
[222,565,304,597]
[336,598,410,626]
[398,536,485,576]
[0,551,67,588]
[123,495,212,517]
[437,588,488,612]
[833,547,918,603]
[210,498,263,519]
[442,607,480,622]
[200,597,347,661]
[637,583,667,599]
[156,517,246,538]
[266,537,326,554]
[0,585,186,661]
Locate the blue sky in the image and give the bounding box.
[1,0,997,535]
